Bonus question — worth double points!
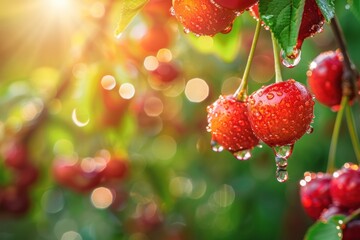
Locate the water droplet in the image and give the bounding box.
[276,168,288,182]
[211,140,224,152]
[266,92,274,100]
[345,4,350,10]
[183,28,190,34]
[221,24,233,34]
[169,6,175,16]
[281,49,301,68]
[233,149,251,161]
[275,157,287,168]
[72,108,90,127]
[306,126,314,134]
[272,145,294,160]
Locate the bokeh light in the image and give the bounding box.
[184,78,209,102]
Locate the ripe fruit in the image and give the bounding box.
[330,163,360,209]
[343,219,360,240]
[102,158,129,182]
[149,61,180,84]
[140,24,173,55]
[172,0,237,36]
[297,0,325,50]
[4,142,28,169]
[247,80,314,148]
[207,95,259,160]
[307,50,355,111]
[299,172,332,220]
[213,0,258,11]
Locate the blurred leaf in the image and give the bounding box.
[348,0,360,21]
[315,0,335,22]
[259,0,305,55]
[304,215,345,240]
[186,18,242,62]
[114,0,149,37]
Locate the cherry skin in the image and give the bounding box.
[172,0,237,36]
[330,163,360,209]
[343,219,360,240]
[307,50,355,111]
[213,0,258,11]
[299,172,332,220]
[247,79,314,147]
[140,23,173,55]
[207,95,259,158]
[149,61,180,84]
[102,158,129,182]
[297,0,325,49]
[4,142,28,169]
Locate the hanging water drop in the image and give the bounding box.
[169,6,176,16]
[211,140,224,152]
[272,144,294,160]
[221,24,233,34]
[306,126,314,134]
[276,168,288,182]
[183,27,190,34]
[281,49,301,68]
[275,157,287,168]
[233,149,251,161]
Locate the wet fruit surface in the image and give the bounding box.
[207,95,259,158]
[300,172,332,220]
[172,0,237,36]
[307,50,355,111]
[247,79,314,147]
[330,163,360,209]
[213,0,258,11]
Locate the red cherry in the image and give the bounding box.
[212,0,258,11]
[4,142,28,169]
[330,163,360,209]
[102,158,129,182]
[207,95,259,159]
[143,0,173,21]
[297,0,325,49]
[53,160,102,193]
[299,172,332,220]
[149,61,180,84]
[1,186,31,215]
[14,164,39,189]
[248,79,314,148]
[319,205,350,221]
[172,0,237,36]
[343,219,360,240]
[307,50,355,111]
[140,24,173,55]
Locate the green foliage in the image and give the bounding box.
[348,0,360,21]
[315,0,335,22]
[259,0,305,55]
[305,215,345,240]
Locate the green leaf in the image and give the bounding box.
[315,0,335,22]
[348,0,360,21]
[304,215,345,240]
[186,18,242,62]
[114,0,149,37]
[259,0,305,56]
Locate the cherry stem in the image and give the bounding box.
[330,17,357,100]
[234,20,262,101]
[344,207,360,224]
[271,32,283,83]
[327,96,348,174]
[345,105,360,163]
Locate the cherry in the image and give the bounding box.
[297,0,325,50]
[14,164,39,189]
[212,0,258,11]
[140,23,173,55]
[319,205,349,221]
[207,95,259,159]
[330,163,360,209]
[307,50,355,111]
[247,80,314,148]
[102,158,129,182]
[4,142,28,169]
[172,0,237,36]
[343,219,360,240]
[299,172,332,220]
[1,186,31,215]
[143,0,173,21]
[149,61,180,84]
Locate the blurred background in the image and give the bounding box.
[0,0,359,239]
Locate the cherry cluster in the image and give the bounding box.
[300,163,360,240]
[53,154,128,209]
[0,142,38,216]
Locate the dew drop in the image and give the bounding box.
[169,6,175,16]
[233,149,251,161]
[272,144,294,160]
[211,140,224,152]
[183,28,190,34]
[266,92,274,100]
[306,126,314,134]
[281,49,301,68]
[345,4,350,10]
[276,168,288,182]
[221,24,233,34]
[275,157,287,168]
